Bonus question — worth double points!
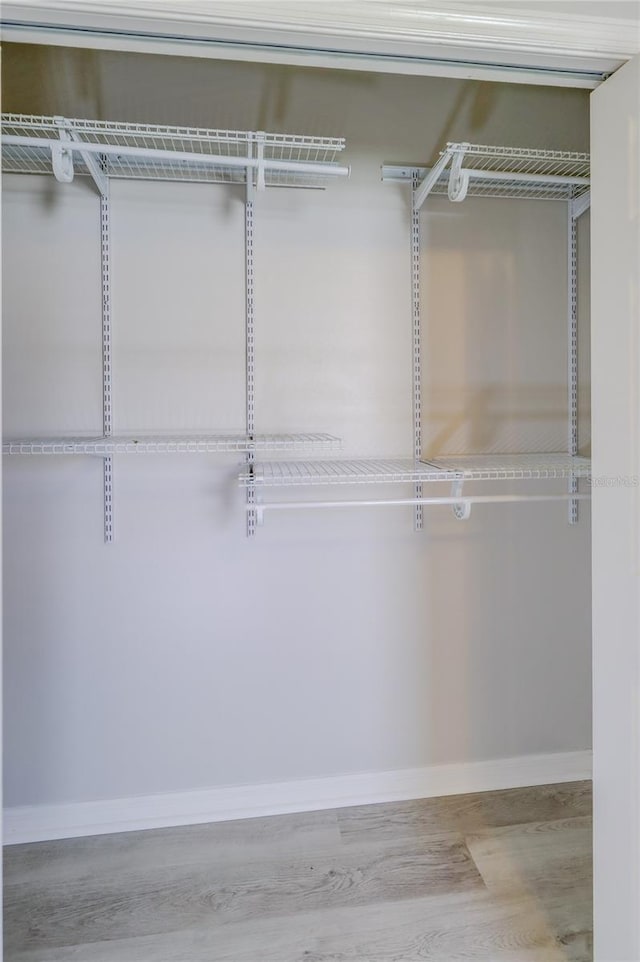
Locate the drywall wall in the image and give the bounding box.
[2,47,592,811]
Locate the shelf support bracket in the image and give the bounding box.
[69,139,108,197]
[570,191,591,221]
[413,147,454,211]
[452,479,471,520]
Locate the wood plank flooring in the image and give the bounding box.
[3,781,592,961]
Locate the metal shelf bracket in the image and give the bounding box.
[571,191,591,220]
[413,148,453,211]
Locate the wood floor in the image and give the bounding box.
[3,781,592,962]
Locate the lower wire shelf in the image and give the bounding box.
[238,454,592,522]
[239,453,591,486]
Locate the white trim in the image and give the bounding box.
[3,1,638,61]
[0,24,604,89]
[2,1,639,87]
[4,750,592,845]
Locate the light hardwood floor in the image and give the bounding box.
[3,781,592,961]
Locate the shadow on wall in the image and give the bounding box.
[438,81,500,146]
[2,45,106,118]
[423,384,571,457]
[1,44,587,158]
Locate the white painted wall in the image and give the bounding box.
[2,49,592,811]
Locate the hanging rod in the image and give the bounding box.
[249,492,591,514]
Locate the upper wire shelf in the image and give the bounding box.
[1,114,350,189]
[239,454,591,487]
[383,141,590,206]
[3,433,342,456]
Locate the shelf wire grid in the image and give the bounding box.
[3,434,343,456]
[431,143,590,201]
[239,454,592,487]
[1,115,347,188]
[383,144,590,202]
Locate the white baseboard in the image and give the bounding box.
[3,749,592,845]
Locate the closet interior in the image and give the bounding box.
[2,48,592,833]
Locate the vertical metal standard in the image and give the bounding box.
[101,187,114,543]
[245,173,257,537]
[411,174,424,531]
[568,202,578,524]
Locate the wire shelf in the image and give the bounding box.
[447,142,589,178]
[239,454,591,487]
[3,433,342,456]
[430,178,586,202]
[1,114,349,188]
[383,142,590,202]
[437,143,589,201]
[423,453,592,479]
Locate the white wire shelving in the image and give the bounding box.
[1,115,349,190]
[3,434,342,456]
[237,454,591,521]
[239,454,591,487]
[4,119,591,531]
[1,113,350,540]
[378,139,591,527]
[382,142,590,208]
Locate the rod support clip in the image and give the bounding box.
[254,483,265,526]
[448,144,470,202]
[52,117,74,184]
[452,478,471,520]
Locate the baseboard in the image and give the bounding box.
[3,749,592,845]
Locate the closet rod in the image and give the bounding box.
[249,493,592,512]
